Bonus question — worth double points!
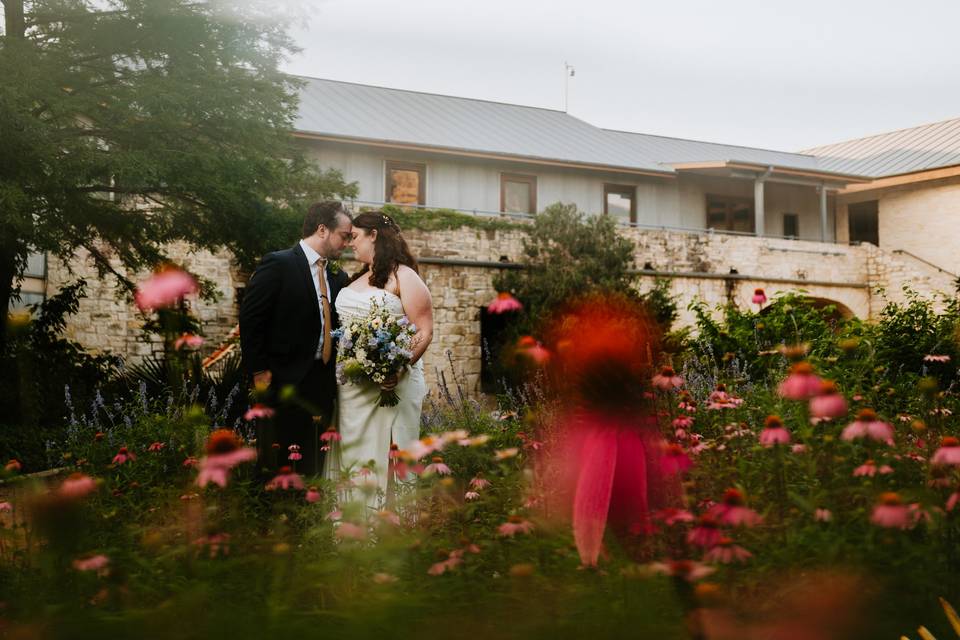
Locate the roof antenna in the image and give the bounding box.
[564,61,575,112]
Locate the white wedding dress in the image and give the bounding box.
[325,287,426,510]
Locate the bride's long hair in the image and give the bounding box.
[350,211,419,288]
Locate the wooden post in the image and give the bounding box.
[819,184,829,242]
[754,176,765,236]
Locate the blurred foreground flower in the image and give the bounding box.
[778,361,822,400]
[72,554,110,576]
[759,415,790,447]
[486,291,523,313]
[515,336,550,366]
[809,380,848,419]
[498,515,534,537]
[135,267,198,312]
[932,437,960,466]
[870,492,913,529]
[244,404,274,421]
[842,409,894,444]
[651,366,683,390]
[196,429,256,488]
[709,489,762,527]
[751,288,767,305]
[649,559,715,582]
[59,473,98,499]
[266,466,304,491]
[174,333,204,350]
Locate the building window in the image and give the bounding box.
[706,195,754,233]
[604,184,636,223]
[782,213,799,238]
[500,173,537,214]
[848,200,879,246]
[23,251,46,278]
[385,161,426,206]
[9,251,47,312]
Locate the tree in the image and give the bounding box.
[493,203,638,330]
[0,0,356,352]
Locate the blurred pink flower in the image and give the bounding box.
[244,404,275,421]
[687,515,723,547]
[759,415,791,447]
[0,501,12,512]
[660,443,693,475]
[378,510,401,526]
[288,444,302,461]
[305,486,322,503]
[814,508,832,522]
[931,436,960,466]
[791,444,808,454]
[651,366,684,390]
[196,430,257,488]
[672,416,694,432]
[334,522,367,541]
[470,476,491,490]
[709,489,762,527]
[515,336,550,366]
[59,473,97,499]
[809,381,848,418]
[266,466,304,491]
[174,333,204,350]
[321,427,341,442]
[135,268,198,312]
[407,435,444,459]
[112,446,135,465]
[72,554,110,574]
[464,491,480,501]
[498,515,534,537]
[707,385,743,410]
[423,456,451,476]
[751,288,767,305]
[853,459,893,477]
[147,442,165,453]
[494,447,519,460]
[924,354,951,362]
[486,292,523,314]
[388,444,410,479]
[778,362,822,400]
[870,492,913,529]
[704,538,753,564]
[182,456,199,468]
[946,492,960,511]
[841,409,894,444]
[649,559,715,582]
[5,459,22,473]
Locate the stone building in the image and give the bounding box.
[14,78,960,393]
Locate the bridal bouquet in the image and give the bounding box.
[332,299,418,407]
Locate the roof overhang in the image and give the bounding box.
[837,163,960,195]
[293,131,677,179]
[666,160,871,188]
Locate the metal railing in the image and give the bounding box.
[345,198,838,244]
[892,249,959,279]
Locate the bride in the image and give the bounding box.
[327,211,433,509]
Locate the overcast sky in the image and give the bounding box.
[280,0,960,152]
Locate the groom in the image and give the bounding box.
[239,200,353,476]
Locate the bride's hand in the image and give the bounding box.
[380,372,399,391]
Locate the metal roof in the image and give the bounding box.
[802,117,960,178]
[294,77,860,180]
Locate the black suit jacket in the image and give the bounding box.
[239,244,350,387]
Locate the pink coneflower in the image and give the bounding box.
[196,429,257,488]
[266,466,304,491]
[759,415,791,447]
[841,409,894,444]
[59,472,98,499]
[134,267,198,312]
[707,384,744,410]
[498,515,534,537]
[423,456,452,476]
[173,333,204,350]
[320,426,341,443]
[687,514,723,548]
[660,443,693,475]
[653,507,695,526]
[947,492,960,511]
[388,444,410,479]
[183,456,199,468]
[334,522,367,541]
[704,537,753,564]
[464,491,480,501]
[853,459,894,477]
[752,288,767,305]
[427,550,464,576]
[814,508,832,522]
[378,510,401,526]
[649,559,715,582]
[792,444,808,454]
[305,486,321,503]
[5,459,21,473]
[515,336,550,366]
[870,492,913,529]
[673,415,694,432]
[709,489,762,527]
[809,380,848,419]
[652,366,684,390]
[924,354,951,363]
[147,442,165,453]
[0,501,12,512]
[407,435,444,459]
[931,436,960,466]
[243,404,274,421]
[778,362,823,400]
[470,475,491,490]
[72,554,110,575]
[288,444,302,461]
[486,291,523,314]
[112,446,135,465]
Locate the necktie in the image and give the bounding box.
[317,258,333,364]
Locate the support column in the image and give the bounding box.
[819,184,829,242]
[754,176,765,236]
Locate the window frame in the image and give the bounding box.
[782,212,799,239]
[847,200,879,246]
[603,183,637,224]
[499,173,537,215]
[384,160,426,206]
[705,194,755,233]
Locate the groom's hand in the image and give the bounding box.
[381,373,398,391]
[253,370,272,390]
